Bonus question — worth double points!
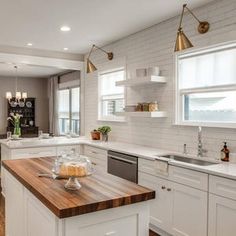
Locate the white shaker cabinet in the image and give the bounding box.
[138,159,208,236]
[208,175,236,236]
[208,193,236,236]
[82,145,108,172]
[170,181,208,236]
[139,172,172,233]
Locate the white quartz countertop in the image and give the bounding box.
[2,136,236,180]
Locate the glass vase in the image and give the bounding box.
[14,124,21,137]
[102,134,108,142]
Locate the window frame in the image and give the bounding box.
[175,41,236,129]
[98,67,126,122]
[58,86,80,135]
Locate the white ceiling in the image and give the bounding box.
[0,63,68,78]
[0,0,213,54]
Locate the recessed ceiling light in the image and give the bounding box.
[27,43,33,46]
[63,47,68,51]
[60,26,71,32]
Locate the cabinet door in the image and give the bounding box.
[5,170,25,236]
[208,193,236,236]
[171,182,207,236]
[24,189,57,236]
[138,172,172,233]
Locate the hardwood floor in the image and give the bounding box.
[0,194,5,236]
[0,193,159,236]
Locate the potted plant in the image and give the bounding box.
[98,126,111,142]
[7,113,23,137]
[90,129,101,140]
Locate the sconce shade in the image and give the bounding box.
[87,59,97,73]
[175,28,193,52]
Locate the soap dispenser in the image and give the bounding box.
[221,142,230,162]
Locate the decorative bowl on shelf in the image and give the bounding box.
[26,101,32,108]
[53,154,94,190]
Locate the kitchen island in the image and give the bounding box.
[2,157,155,236]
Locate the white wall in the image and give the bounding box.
[84,0,236,159]
[0,76,49,133]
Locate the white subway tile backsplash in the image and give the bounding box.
[84,0,236,159]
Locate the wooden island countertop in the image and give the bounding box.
[2,157,155,219]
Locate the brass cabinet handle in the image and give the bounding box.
[167,188,172,191]
[161,186,166,190]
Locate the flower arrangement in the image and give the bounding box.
[7,113,23,136]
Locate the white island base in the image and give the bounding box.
[5,170,150,236]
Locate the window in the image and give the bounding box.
[98,68,125,121]
[176,42,236,128]
[58,87,80,134]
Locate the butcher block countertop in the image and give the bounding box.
[2,157,155,218]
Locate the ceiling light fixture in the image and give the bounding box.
[6,66,27,107]
[27,43,33,46]
[60,26,71,32]
[63,47,68,51]
[86,44,113,73]
[174,4,210,52]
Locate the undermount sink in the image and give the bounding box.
[160,155,218,166]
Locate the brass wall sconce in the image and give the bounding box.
[175,4,210,52]
[87,44,114,73]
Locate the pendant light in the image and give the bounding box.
[174,4,210,52]
[6,65,27,106]
[86,44,113,73]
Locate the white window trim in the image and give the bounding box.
[174,41,236,129]
[97,58,127,122]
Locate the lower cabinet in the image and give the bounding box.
[171,182,207,236]
[139,172,172,233]
[208,194,236,236]
[1,144,79,196]
[83,145,108,172]
[139,171,208,236]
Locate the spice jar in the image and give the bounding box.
[149,101,159,112]
[136,103,143,111]
[143,103,149,112]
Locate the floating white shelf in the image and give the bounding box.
[115,75,166,87]
[116,111,167,118]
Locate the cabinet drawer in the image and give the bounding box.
[84,145,107,160]
[169,166,208,191]
[89,156,107,169]
[57,145,80,155]
[69,214,137,236]
[11,147,57,159]
[209,175,236,200]
[138,158,169,178]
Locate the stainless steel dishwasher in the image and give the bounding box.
[107,150,138,183]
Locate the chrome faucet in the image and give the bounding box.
[197,126,207,157]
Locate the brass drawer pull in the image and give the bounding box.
[167,188,172,191]
[161,186,166,190]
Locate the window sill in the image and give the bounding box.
[174,121,236,129]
